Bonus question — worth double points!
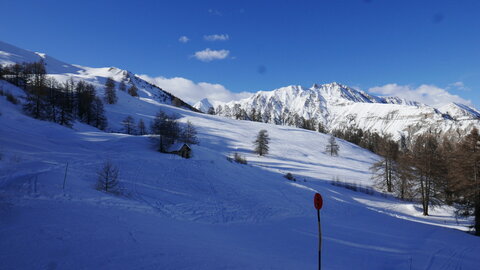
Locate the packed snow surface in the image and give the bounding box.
[1,78,479,270]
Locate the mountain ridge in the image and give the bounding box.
[0,40,197,113]
[212,82,479,139]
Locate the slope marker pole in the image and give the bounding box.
[63,162,69,192]
[314,193,323,270]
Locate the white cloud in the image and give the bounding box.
[368,83,472,108]
[204,34,229,41]
[447,81,470,91]
[193,48,230,62]
[208,9,222,16]
[138,75,252,105]
[178,36,189,43]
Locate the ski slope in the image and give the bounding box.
[0,79,479,270]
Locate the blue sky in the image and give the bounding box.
[1,0,479,107]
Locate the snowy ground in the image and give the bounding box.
[1,80,479,270]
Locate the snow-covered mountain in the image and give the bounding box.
[1,78,479,269]
[0,40,196,113]
[193,98,214,113]
[215,82,480,139]
[1,41,480,269]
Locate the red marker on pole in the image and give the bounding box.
[314,193,323,270]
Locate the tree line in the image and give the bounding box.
[335,125,480,235]
[0,61,144,130]
[0,61,108,129]
[214,105,325,132]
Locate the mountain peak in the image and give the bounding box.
[193,98,214,113]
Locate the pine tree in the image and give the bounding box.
[137,119,147,135]
[254,129,270,156]
[128,84,138,97]
[104,77,117,104]
[122,115,136,135]
[325,135,340,156]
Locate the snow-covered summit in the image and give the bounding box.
[310,82,382,104]
[215,82,479,139]
[193,98,214,113]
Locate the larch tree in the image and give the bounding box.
[371,135,399,192]
[137,119,147,135]
[92,97,107,130]
[23,61,47,119]
[254,129,270,156]
[150,111,180,152]
[57,78,75,127]
[180,121,199,144]
[452,128,480,235]
[96,161,119,193]
[122,115,136,135]
[325,135,340,156]
[76,81,96,125]
[104,77,117,104]
[407,133,443,216]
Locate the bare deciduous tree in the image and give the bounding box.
[180,121,199,144]
[371,135,398,192]
[122,115,136,135]
[96,161,119,193]
[137,119,147,135]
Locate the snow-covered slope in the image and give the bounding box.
[215,82,480,139]
[0,40,196,114]
[438,102,480,120]
[1,78,479,269]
